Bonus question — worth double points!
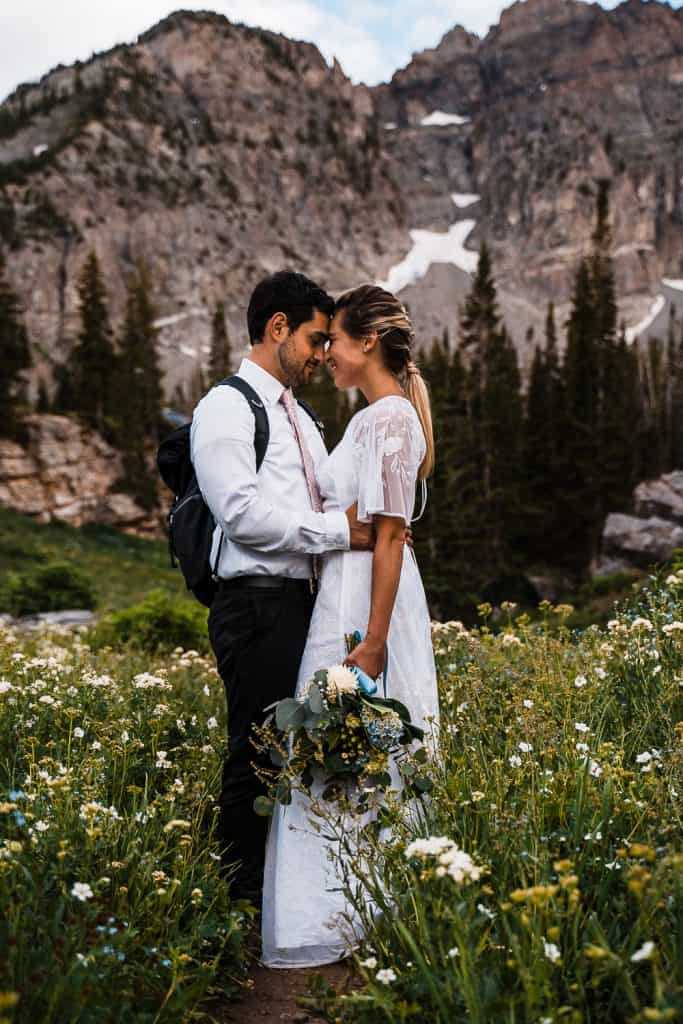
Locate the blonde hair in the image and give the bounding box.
[334,284,435,478]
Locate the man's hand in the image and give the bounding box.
[346,502,375,551]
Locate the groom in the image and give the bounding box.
[191,270,374,906]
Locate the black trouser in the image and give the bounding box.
[207,578,316,902]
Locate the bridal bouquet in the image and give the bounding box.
[253,633,432,815]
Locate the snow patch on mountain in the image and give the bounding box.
[452,193,480,208]
[625,295,666,343]
[153,309,208,331]
[378,219,478,294]
[420,110,470,127]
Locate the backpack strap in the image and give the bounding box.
[296,397,325,439]
[218,375,270,470]
[209,376,270,577]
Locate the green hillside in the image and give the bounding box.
[0,506,184,612]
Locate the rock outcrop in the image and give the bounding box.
[0,414,160,534]
[596,470,683,572]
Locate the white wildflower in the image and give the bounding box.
[71,882,94,901]
[509,754,522,768]
[543,940,561,963]
[574,674,588,688]
[359,956,378,969]
[575,722,590,734]
[631,940,655,962]
[518,742,533,753]
[448,946,460,958]
[207,717,218,730]
[376,968,397,984]
[405,836,453,859]
[73,727,84,739]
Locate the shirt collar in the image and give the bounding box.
[238,357,285,407]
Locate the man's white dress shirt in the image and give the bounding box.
[190,358,350,580]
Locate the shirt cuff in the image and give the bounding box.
[326,510,350,550]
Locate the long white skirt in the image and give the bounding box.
[261,547,438,968]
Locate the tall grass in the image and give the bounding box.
[0,627,250,1023]
[311,571,683,1023]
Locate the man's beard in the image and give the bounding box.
[278,336,309,389]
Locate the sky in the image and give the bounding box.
[1,0,682,103]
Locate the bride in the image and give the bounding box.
[261,283,440,968]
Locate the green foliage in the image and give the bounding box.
[0,560,96,616]
[310,575,683,1023]
[112,262,163,511]
[0,631,250,1022]
[208,301,232,384]
[95,589,209,653]
[0,253,31,437]
[0,506,183,612]
[56,251,117,435]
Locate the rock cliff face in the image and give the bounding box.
[1,1,682,398]
[0,415,158,534]
[375,0,683,333]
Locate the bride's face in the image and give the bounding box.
[325,312,367,389]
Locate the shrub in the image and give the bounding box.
[0,560,96,616]
[95,588,208,652]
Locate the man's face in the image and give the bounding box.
[278,309,330,389]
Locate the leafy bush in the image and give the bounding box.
[0,560,96,616]
[95,588,209,652]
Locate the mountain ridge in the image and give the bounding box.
[0,0,682,404]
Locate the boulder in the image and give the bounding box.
[602,512,683,568]
[0,413,162,536]
[634,470,683,526]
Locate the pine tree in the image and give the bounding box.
[60,251,116,434]
[208,301,232,383]
[0,254,31,438]
[114,264,162,511]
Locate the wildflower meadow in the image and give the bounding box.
[0,629,251,1023]
[307,568,683,1023]
[0,565,681,1022]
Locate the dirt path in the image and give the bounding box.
[211,960,356,1024]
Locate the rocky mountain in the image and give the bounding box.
[1,0,682,398]
[374,0,683,354]
[0,10,405,403]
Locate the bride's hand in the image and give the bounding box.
[344,639,386,681]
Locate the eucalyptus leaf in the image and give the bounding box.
[308,685,324,714]
[275,699,306,732]
[253,795,275,816]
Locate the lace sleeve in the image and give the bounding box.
[356,401,425,524]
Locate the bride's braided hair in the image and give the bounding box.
[334,284,435,478]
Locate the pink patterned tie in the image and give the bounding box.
[279,388,323,587]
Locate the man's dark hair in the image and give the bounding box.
[247,270,334,344]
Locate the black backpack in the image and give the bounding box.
[157,375,324,607]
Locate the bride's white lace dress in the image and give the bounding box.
[261,395,439,968]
